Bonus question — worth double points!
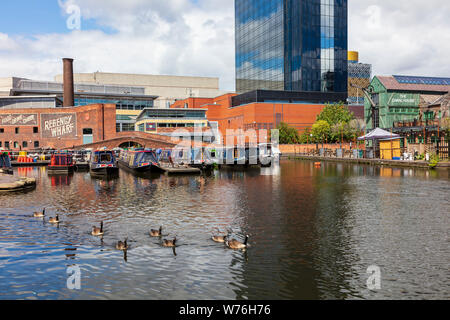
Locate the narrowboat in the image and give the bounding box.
[48,152,75,174]
[117,149,165,174]
[73,151,90,171]
[0,152,13,175]
[258,143,278,167]
[90,150,119,177]
[162,147,214,170]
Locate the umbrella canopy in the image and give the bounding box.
[358,128,400,141]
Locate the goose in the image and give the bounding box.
[92,221,104,236]
[49,215,60,224]
[226,235,249,250]
[33,208,45,218]
[116,238,128,251]
[212,228,231,243]
[150,226,162,237]
[163,237,177,247]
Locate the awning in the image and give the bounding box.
[358,128,400,141]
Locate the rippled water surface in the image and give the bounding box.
[0,161,449,300]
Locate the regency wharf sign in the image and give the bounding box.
[41,113,77,139]
[0,114,38,126]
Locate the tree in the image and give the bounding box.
[311,120,331,144]
[277,122,300,144]
[313,103,357,143]
[317,102,355,126]
[299,128,312,144]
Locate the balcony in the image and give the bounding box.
[393,119,440,128]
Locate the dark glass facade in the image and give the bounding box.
[235,0,348,94]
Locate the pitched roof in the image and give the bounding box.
[377,76,450,93]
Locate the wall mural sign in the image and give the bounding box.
[0,114,38,126]
[41,113,77,139]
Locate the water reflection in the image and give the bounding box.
[0,161,448,300]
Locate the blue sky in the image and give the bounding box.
[0,1,110,36]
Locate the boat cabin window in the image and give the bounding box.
[99,153,112,163]
[136,152,157,164]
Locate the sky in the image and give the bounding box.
[0,0,449,92]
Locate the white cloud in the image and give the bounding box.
[0,0,449,94]
[349,0,450,78]
[0,0,235,90]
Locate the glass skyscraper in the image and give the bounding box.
[235,0,348,94]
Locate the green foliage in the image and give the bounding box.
[311,120,331,143]
[299,128,312,144]
[429,153,440,168]
[317,102,355,126]
[277,122,300,144]
[310,103,358,143]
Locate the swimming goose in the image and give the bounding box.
[211,228,231,243]
[92,221,104,236]
[116,238,128,251]
[226,235,249,250]
[49,215,60,224]
[150,226,162,237]
[163,237,177,247]
[33,208,45,218]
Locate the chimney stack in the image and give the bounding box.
[63,58,75,107]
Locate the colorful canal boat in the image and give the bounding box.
[117,149,165,174]
[90,150,119,178]
[48,152,75,175]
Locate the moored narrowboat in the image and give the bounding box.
[117,149,165,174]
[48,152,75,175]
[90,150,119,178]
[0,152,13,175]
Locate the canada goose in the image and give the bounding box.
[150,226,162,237]
[33,208,45,218]
[116,238,128,251]
[212,234,228,243]
[226,235,249,250]
[212,228,231,243]
[49,215,59,224]
[92,221,104,236]
[163,237,177,247]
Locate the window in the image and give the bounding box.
[34,141,39,148]
[33,127,39,133]
[122,123,135,132]
[22,141,28,148]
[116,123,121,132]
[83,128,93,135]
[14,142,19,148]
[0,128,4,133]
[0,142,2,148]
[5,142,10,149]
[15,128,19,134]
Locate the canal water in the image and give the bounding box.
[0,161,448,300]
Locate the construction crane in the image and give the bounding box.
[350,84,379,128]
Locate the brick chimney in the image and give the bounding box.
[63,58,75,107]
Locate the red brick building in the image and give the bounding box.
[0,103,117,151]
[171,94,327,143]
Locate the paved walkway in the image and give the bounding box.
[283,155,450,169]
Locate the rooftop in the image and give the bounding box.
[377,75,450,93]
